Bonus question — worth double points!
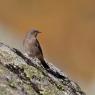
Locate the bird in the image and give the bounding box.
[23,29,67,80]
[23,29,49,69]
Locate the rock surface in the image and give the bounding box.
[0,43,86,95]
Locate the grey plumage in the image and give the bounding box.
[23,29,49,69]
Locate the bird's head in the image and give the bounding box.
[27,29,41,38]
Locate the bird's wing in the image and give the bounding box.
[36,39,43,56]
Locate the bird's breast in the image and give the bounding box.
[24,39,40,58]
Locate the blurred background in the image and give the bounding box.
[0,0,95,94]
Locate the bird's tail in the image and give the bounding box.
[40,58,66,79]
[39,58,67,80]
[40,58,50,69]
